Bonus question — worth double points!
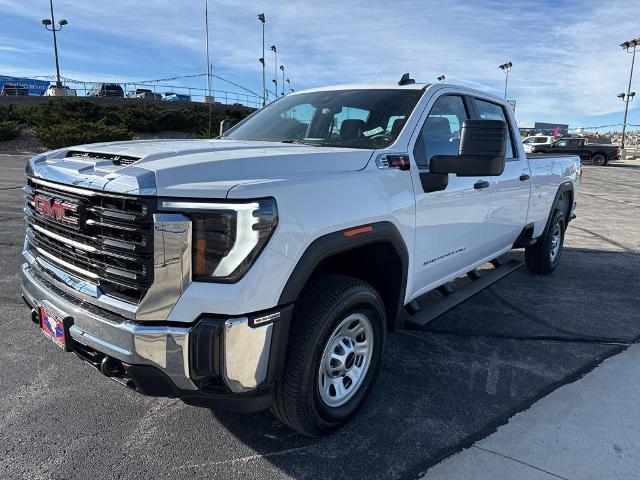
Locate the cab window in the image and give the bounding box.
[414,95,469,168]
[474,99,517,159]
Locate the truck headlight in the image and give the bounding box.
[158,198,278,282]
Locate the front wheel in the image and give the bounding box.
[272,274,386,436]
[525,210,566,275]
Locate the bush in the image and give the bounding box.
[0,120,22,141]
[33,120,133,150]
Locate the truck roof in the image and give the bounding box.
[293,82,430,94]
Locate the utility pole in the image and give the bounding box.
[620,38,639,149]
[204,0,213,104]
[498,61,513,99]
[257,13,266,106]
[41,0,68,88]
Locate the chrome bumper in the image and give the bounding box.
[21,263,275,394]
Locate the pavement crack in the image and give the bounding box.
[473,446,570,480]
[578,192,640,209]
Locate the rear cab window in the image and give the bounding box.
[474,99,517,159]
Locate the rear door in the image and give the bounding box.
[408,92,496,298]
[473,97,531,249]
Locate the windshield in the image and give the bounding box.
[225,89,423,149]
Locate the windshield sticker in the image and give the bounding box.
[363,126,384,137]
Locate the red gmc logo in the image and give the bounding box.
[33,194,79,226]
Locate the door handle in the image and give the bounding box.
[519,174,530,181]
[474,180,490,189]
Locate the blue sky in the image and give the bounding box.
[1,0,639,132]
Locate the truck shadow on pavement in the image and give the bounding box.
[209,248,639,479]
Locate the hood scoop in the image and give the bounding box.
[66,150,141,166]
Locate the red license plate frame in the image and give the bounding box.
[39,305,72,351]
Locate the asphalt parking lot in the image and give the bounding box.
[1,153,638,480]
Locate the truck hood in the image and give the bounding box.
[27,139,374,197]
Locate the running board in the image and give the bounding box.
[405,259,523,330]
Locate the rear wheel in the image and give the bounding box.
[591,153,606,166]
[525,210,566,275]
[272,274,386,436]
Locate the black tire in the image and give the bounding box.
[525,210,566,275]
[272,274,386,436]
[591,153,606,166]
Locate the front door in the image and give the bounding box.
[408,93,495,299]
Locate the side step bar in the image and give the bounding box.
[405,259,523,330]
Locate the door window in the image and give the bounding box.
[414,95,468,168]
[474,99,517,159]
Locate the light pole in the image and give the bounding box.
[41,0,67,88]
[286,78,291,94]
[279,65,285,96]
[257,13,266,106]
[498,61,513,99]
[270,45,277,100]
[618,91,636,148]
[619,38,639,149]
[437,75,445,82]
[271,78,277,100]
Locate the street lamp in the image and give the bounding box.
[270,45,277,100]
[41,0,67,88]
[257,13,266,106]
[279,65,285,96]
[498,61,513,99]
[271,78,277,99]
[286,78,291,94]
[619,38,640,149]
[437,75,445,82]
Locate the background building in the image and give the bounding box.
[0,75,49,95]
[518,121,569,137]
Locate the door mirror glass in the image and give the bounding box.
[430,119,507,177]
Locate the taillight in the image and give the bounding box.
[613,147,619,156]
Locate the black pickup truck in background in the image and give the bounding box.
[531,137,620,166]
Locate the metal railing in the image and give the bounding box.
[44,80,264,109]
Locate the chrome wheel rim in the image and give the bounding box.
[318,313,374,408]
[549,223,562,263]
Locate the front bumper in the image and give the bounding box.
[21,262,292,411]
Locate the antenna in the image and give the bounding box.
[398,73,415,85]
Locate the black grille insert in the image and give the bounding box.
[25,178,155,304]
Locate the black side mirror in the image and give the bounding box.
[430,119,507,177]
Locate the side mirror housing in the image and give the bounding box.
[430,119,507,177]
[219,119,233,136]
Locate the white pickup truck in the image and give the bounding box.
[21,76,581,436]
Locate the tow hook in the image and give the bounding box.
[100,356,125,377]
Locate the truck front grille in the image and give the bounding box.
[24,178,155,304]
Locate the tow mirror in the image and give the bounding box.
[219,119,233,136]
[430,119,507,177]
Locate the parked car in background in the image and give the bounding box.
[87,83,124,97]
[522,135,554,153]
[127,88,162,100]
[531,137,620,165]
[43,85,77,97]
[1,83,29,96]
[162,92,191,101]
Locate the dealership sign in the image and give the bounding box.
[0,75,50,95]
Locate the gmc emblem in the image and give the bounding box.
[33,194,79,226]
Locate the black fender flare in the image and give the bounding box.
[277,221,409,320]
[542,181,574,236]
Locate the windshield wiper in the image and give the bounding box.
[280,139,320,146]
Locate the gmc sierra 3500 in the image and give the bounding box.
[21,75,581,436]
